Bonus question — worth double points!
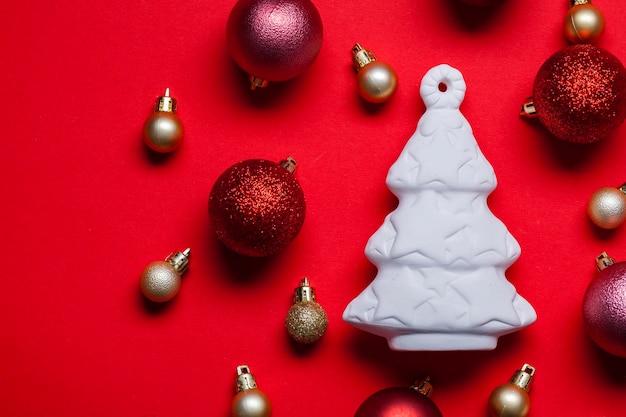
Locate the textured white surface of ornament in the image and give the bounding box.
[343,64,537,351]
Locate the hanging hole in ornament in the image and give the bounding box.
[438,82,448,92]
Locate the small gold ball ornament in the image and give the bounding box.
[232,365,272,417]
[587,185,626,229]
[139,248,190,302]
[143,88,184,153]
[563,0,605,44]
[285,277,328,344]
[487,364,535,417]
[351,43,398,104]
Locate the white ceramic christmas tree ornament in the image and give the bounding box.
[343,64,537,351]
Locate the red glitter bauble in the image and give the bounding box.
[226,0,323,85]
[583,260,626,357]
[532,44,626,143]
[208,159,306,257]
[354,388,443,417]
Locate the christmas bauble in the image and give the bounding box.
[583,253,626,357]
[351,43,397,104]
[587,186,626,229]
[531,44,626,143]
[487,364,535,417]
[354,383,442,417]
[232,365,272,417]
[209,158,306,257]
[140,261,182,302]
[285,277,328,343]
[563,2,605,44]
[232,390,272,417]
[226,0,323,89]
[139,249,190,303]
[143,88,184,153]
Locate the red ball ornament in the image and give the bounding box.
[209,157,305,257]
[521,44,626,143]
[354,378,443,417]
[583,252,626,357]
[226,0,323,89]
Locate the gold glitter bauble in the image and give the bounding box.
[286,301,328,344]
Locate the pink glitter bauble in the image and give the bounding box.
[533,44,626,143]
[226,0,323,83]
[583,260,626,357]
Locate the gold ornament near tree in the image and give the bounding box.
[488,364,536,417]
[285,277,328,344]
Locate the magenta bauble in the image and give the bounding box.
[226,0,323,88]
[583,255,626,357]
[208,158,306,257]
[531,44,626,143]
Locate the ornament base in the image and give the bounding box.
[348,319,504,350]
[389,332,498,351]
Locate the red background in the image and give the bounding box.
[2,0,626,416]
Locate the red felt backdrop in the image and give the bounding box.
[2,0,626,416]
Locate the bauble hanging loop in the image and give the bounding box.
[587,184,626,229]
[232,365,272,417]
[208,157,306,257]
[285,277,328,343]
[354,377,443,417]
[140,248,190,302]
[487,364,536,417]
[351,43,398,104]
[226,0,323,89]
[582,252,626,357]
[143,88,184,152]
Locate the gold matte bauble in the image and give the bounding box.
[587,186,626,229]
[140,261,181,302]
[232,390,272,417]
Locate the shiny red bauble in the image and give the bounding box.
[583,258,626,357]
[532,44,626,143]
[226,0,323,87]
[354,387,443,417]
[208,159,306,257]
